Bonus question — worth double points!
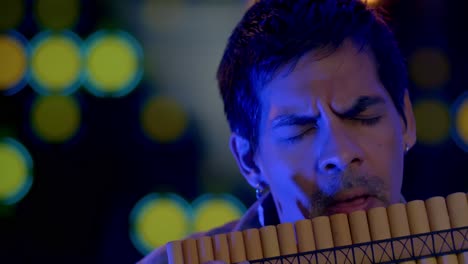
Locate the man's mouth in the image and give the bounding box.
[326,194,373,215]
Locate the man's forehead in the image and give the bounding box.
[267,93,384,116]
[264,78,385,110]
[257,40,385,117]
[261,45,377,93]
[292,40,372,76]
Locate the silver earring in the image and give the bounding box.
[405,144,410,154]
[255,182,267,200]
[255,182,268,227]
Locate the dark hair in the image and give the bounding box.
[217,0,408,151]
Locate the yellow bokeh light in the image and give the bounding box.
[192,194,245,233]
[34,0,80,30]
[30,31,82,94]
[141,96,188,143]
[414,99,451,145]
[0,33,28,92]
[453,93,468,152]
[85,31,143,97]
[0,0,25,30]
[130,193,191,254]
[0,138,33,205]
[31,95,81,143]
[409,48,450,89]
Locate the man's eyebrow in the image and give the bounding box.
[271,96,384,128]
[271,114,320,129]
[337,96,385,118]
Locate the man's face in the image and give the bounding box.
[253,40,415,223]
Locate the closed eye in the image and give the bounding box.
[352,116,382,126]
[336,96,385,120]
[284,126,316,143]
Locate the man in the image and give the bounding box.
[139,0,416,262]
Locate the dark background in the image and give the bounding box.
[0,0,467,263]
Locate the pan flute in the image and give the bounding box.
[166,192,468,264]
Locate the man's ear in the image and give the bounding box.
[402,90,417,149]
[229,133,262,188]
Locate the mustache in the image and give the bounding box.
[305,173,389,218]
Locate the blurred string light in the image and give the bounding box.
[0,138,33,205]
[409,47,450,90]
[452,92,468,152]
[141,96,188,143]
[34,0,80,30]
[84,30,143,97]
[413,98,451,145]
[30,95,81,143]
[192,193,246,233]
[30,31,83,95]
[0,31,29,95]
[130,193,192,255]
[0,0,25,31]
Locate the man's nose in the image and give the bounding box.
[317,126,363,174]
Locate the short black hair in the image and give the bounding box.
[217,0,408,151]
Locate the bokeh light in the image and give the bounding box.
[84,30,143,97]
[34,0,80,30]
[130,193,191,255]
[0,0,25,31]
[0,138,33,205]
[30,95,81,143]
[141,96,188,143]
[409,47,450,89]
[192,193,246,233]
[452,92,468,152]
[413,99,451,145]
[0,31,29,95]
[30,31,83,95]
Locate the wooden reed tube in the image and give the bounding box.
[368,207,393,263]
[259,225,281,258]
[277,223,298,264]
[277,223,298,255]
[330,213,352,264]
[349,210,373,264]
[330,213,353,246]
[406,200,437,264]
[182,238,199,264]
[312,216,335,263]
[243,228,263,261]
[387,203,416,264]
[426,196,458,264]
[294,219,317,264]
[212,234,230,263]
[295,219,316,253]
[446,192,468,264]
[167,240,184,264]
[227,231,247,263]
[196,236,214,263]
